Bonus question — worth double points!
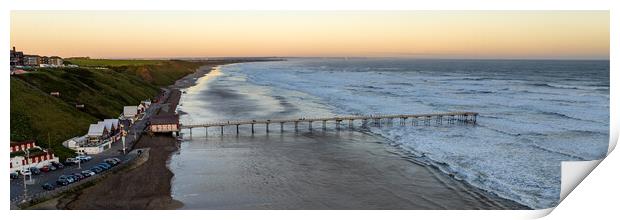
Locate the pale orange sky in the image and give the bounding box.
[10,11,609,59]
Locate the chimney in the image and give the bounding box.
[12,46,15,52]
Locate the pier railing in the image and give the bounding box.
[180,112,478,137]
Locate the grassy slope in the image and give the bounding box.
[11,60,206,160]
[11,78,97,159]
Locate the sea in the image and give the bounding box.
[171,58,609,209]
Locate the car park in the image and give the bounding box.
[29,167,41,175]
[41,183,55,191]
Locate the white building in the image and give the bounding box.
[123,106,138,119]
[87,123,108,143]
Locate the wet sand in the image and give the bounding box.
[171,130,526,209]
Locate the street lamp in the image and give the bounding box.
[21,149,30,203]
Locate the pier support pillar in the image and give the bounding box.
[236,125,239,134]
[294,122,298,132]
[205,127,208,136]
[220,126,224,135]
[266,123,270,133]
[322,120,327,130]
[280,122,284,132]
[309,121,313,130]
[189,128,192,139]
[251,123,254,134]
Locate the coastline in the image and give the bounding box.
[51,62,236,210]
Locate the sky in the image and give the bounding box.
[10,11,609,59]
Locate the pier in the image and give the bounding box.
[180,112,478,138]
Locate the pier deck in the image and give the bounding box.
[180,112,478,137]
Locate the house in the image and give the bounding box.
[10,140,37,153]
[49,56,63,66]
[10,141,59,173]
[63,136,86,149]
[10,47,24,67]
[23,55,40,66]
[87,123,108,143]
[39,56,49,65]
[148,114,180,135]
[102,119,120,135]
[123,106,138,119]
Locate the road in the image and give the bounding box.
[9,90,170,202]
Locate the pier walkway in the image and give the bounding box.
[180,112,478,137]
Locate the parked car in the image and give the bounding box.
[72,173,85,181]
[90,167,103,174]
[67,175,76,183]
[65,158,80,165]
[81,170,95,177]
[51,161,64,169]
[97,163,110,170]
[104,158,119,166]
[56,179,69,186]
[112,158,121,163]
[10,172,19,179]
[29,167,41,175]
[40,165,50,172]
[57,175,70,186]
[41,183,55,191]
[76,155,93,162]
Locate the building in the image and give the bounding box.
[23,55,40,66]
[10,47,24,67]
[10,141,59,173]
[39,56,49,65]
[62,135,103,155]
[49,56,63,66]
[87,123,109,143]
[148,114,180,135]
[102,119,121,136]
[123,106,138,121]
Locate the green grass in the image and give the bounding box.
[65,58,161,67]
[11,60,207,160]
[11,78,96,159]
